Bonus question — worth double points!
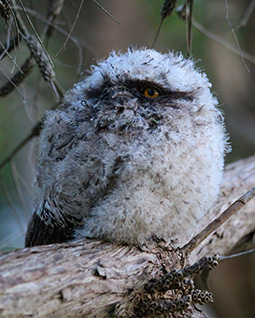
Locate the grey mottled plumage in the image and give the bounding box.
[25,48,229,248]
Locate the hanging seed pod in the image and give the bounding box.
[161,0,178,20]
[152,0,178,47]
[0,57,35,97]
[25,35,55,82]
[0,0,11,22]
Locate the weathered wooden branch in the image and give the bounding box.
[0,155,255,318]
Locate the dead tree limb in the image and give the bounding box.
[0,154,255,318]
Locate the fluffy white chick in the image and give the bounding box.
[25,48,229,248]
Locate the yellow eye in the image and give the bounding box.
[143,87,160,99]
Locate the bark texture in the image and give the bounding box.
[0,155,255,318]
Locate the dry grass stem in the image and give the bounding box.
[55,0,84,57]
[224,0,250,73]
[152,0,177,48]
[192,20,255,65]
[186,0,194,55]
[0,35,20,60]
[236,0,255,28]
[92,0,120,25]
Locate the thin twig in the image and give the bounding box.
[181,187,255,255]
[0,34,20,60]
[192,19,255,65]
[224,0,250,73]
[12,5,89,73]
[152,19,164,49]
[219,248,255,262]
[176,1,194,55]
[236,0,255,29]
[185,0,189,54]
[9,1,20,40]
[55,0,85,57]
[176,5,255,66]
[0,40,22,72]
[187,0,193,55]
[92,0,120,25]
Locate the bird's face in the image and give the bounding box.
[63,49,220,138]
[85,75,194,133]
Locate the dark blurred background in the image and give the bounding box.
[0,1,255,317]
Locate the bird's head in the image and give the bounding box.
[62,48,222,137]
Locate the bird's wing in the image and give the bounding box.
[25,140,125,247]
[25,212,75,247]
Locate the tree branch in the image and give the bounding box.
[182,187,255,255]
[0,154,255,318]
